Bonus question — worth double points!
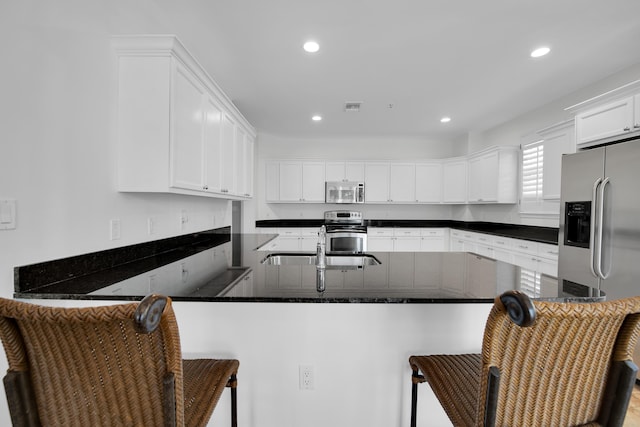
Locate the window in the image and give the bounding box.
[519,120,575,217]
[521,140,544,203]
[519,268,541,297]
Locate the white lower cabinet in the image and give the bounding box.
[466,254,497,297]
[368,228,449,252]
[256,228,319,252]
[449,229,558,276]
[222,271,254,297]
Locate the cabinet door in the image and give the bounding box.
[265,162,280,202]
[325,162,345,182]
[234,127,247,197]
[576,96,634,146]
[365,163,390,203]
[467,156,484,202]
[394,237,422,251]
[279,162,303,201]
[540,124,575,200]
[421,237,445,252]
[635,94,640,132]
[325,162,365,182]
[466,254,497,297]
[389,163,415,202]
[415,162,442,203]
[170,64,205,191]
[442,160,467,203]
[203,96,222,193]
[368,237,394,251]
[345,162,365,181]
[468,153,498,202]
[302,162,326,202]
[389,253,414,288]
[220,112,237,194]
[243,134,254,197]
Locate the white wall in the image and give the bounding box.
[0,3,235,291]
[0,4,233,423]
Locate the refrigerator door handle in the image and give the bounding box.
[589,178,602,278]
[596,177,611,279]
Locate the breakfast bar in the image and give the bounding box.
[12,227,603,427]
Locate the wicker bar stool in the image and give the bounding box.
[0,294,239,427]
[409,291,640,427]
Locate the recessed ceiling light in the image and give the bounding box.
[303,41,320,53]
[312,115,322,121]
[530,46,550,58]
[440,117,451,123]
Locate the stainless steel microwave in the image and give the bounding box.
[325,181,365,204]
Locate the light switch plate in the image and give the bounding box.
[0,199,16,230]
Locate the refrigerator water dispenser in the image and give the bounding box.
[564,201,591,248]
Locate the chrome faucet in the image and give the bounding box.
[316,225,326,293]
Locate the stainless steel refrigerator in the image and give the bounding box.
[558,136,640,375]
[558,136,640,298]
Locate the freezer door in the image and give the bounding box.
[600,140,640,299]
[558,147,605,289]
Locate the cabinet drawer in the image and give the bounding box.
[368,228,394,237]
[300,227,321,237]
[394,228,422,237]
[277,228,301,237]
[512,240,538,255]
[538,243,559,260]
[421,228,445,237]
[476,234,494,245]
[492,236,512,250]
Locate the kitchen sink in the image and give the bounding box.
[261,253,381,269]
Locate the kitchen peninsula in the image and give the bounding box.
[13,224,603,427]
[15,223,597,303]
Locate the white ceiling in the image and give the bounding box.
[181,0,640,141]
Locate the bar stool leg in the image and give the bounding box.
[411,369,420,427]
[229,374,238,427]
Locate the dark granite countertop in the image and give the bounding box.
[14,227,600,303]
[255,219,558,245]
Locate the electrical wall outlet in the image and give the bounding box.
[180,210,188,231]
[147,217,155,235]
[299,365,315,390]
[110,219,121,240]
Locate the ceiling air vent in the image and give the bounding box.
[344,102,362,112]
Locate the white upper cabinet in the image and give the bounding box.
[220,112,237,195]
[636,93,640,130]
[325,162,365,182]
[537,121,575,200]
[170,62,208,191]
[569,80,640,148]
[442,158,467,203]
[389,163,416,203]
[202,96,223,194]
[415,162,442,203]
[113,35,256,199]
[270,161,325,203]
[265,149,516,204]
[467,146,518,204]
[575,96,635,147]
[364,163,391,203]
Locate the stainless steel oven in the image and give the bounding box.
[324,210,367,254]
